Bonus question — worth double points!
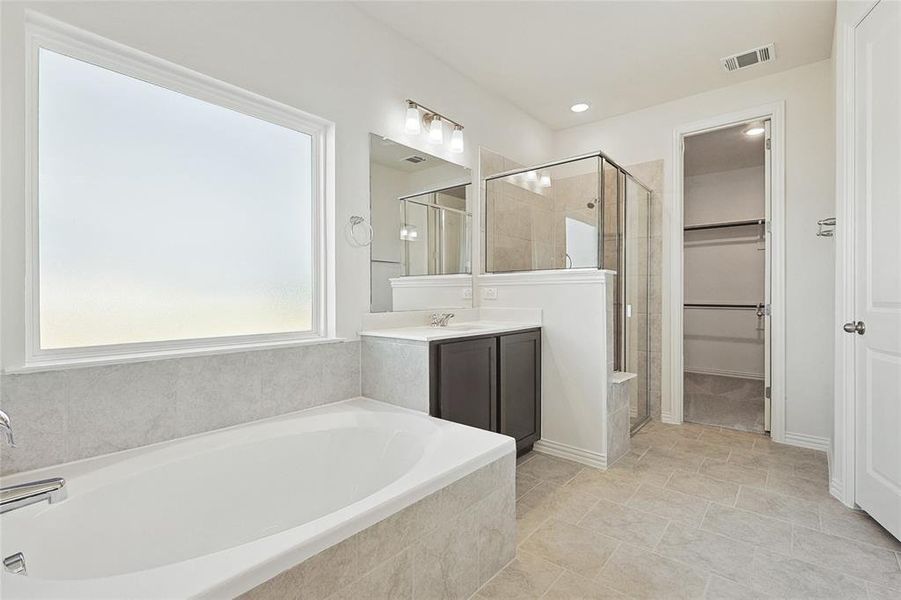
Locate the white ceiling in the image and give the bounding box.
[684,123,765,176]
[355,1,835,129]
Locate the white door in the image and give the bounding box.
[763,119,772,433]
[853,0,901,540]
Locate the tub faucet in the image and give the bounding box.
[0,409,13,447]
[0,410,68,514]
[429,313,455,327]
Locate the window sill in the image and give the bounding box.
[6,336,347,374]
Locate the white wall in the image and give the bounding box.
[0,1,553,367]
[555,60,835,442]
[684,166,766,379]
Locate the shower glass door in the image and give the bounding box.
[624,176,651,432]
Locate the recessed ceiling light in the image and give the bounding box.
[570,103,590,113]
[744,126,765,136]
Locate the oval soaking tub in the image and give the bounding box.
[0,398,514,599]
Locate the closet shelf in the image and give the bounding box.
[683,219,765,232]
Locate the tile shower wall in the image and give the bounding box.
[0,341,361,475]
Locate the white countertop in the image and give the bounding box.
[359,321,540,342]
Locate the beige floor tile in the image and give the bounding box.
[518,482,599,526]
[700,503,792,555]
[477,551,563,599]
[671,438,733,461]
[747,548,868,599]
[791,525,901,590]
[765,469,830,502]
[626,484,709,527]
[517,472,542,500]
[519,519,619,580]
[703,574,764,599]
[543,570,628,599]
[518,452,537,467]
[640,446,707,471]
[655,522,756,585]
[579,499,670,548]
[698,459,767,487]
[734,486,820,530]
[665,469,739,505]
[696,429,759,450]
[818,502,901,551]
[563,468,641,504]
[609,457,676,488]
[597,543,708,599]
[868,581,901,600]
[517,454,583,486]
[517,499,553,545]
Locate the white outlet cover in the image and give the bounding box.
[482,287,498,300]
[463,288,473,299]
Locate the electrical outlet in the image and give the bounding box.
[482,287,498,300]
[462,287,473,299]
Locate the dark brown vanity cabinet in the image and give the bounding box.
[429,329,541,454]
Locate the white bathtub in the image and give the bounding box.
[0,398,514,599]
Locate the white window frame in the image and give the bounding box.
[22,12,335,370]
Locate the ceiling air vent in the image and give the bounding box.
[402,154,428,164]
[721,44,775,72]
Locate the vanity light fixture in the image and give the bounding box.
[428,115,444,144]
[539,173,552,188]
[403,99,464,152]
[570,102,590,113]
[404,101,421,135]
[525,170,538,182]
[450,125,464,153]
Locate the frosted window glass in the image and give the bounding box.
[38,49,314,349]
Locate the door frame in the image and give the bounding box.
[832,0,883,508]
[668,102,786,443]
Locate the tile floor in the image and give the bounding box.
[474,421,901,599]
[683,373,765,433]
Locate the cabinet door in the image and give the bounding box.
[435,337,497,431]
[499,330,541,448]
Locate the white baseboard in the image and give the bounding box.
[783,431,830,453]
[684,367,765,380]
[830,476,844,501]
[661,410,679,425]
[533,439,607,470]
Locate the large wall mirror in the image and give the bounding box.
[369,134,472,312]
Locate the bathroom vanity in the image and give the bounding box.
[359,315,542,454]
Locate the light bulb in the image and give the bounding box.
[404,102,421,135]
[540,174,552,188]
[428,116,443,144]
[570,102,590,113]
[450,126,464,153]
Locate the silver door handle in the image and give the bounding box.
[843,321,865,335]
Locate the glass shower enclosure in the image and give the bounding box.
[484,153,652,433]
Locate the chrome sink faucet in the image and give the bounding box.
[0,409,67,514]
[429,312,455,327]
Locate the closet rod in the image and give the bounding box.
[683,303,761,310]
[683,219,765,232]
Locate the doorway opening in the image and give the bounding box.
[681,121,772,433]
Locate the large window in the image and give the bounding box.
[27,19,330,364]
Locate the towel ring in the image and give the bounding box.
[348,216,373,247]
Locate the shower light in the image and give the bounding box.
[450,126,464,153]
[404,101,421,135]
[744,125,765,136]
[539,173,552,188]
[428,116,443,144]
[570,102,590,113]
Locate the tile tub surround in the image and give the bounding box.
[0,341,361,475]
[361,337,429,413]
[606,373,635,466]
[239,451,516,600]
[479,421,901,600]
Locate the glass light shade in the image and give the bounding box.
[400,224,419,241]
[428,116,443,144]
[539,174,552,188]
[404,104,421,135]
[450,127,464,153]
[525,170,538,182]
